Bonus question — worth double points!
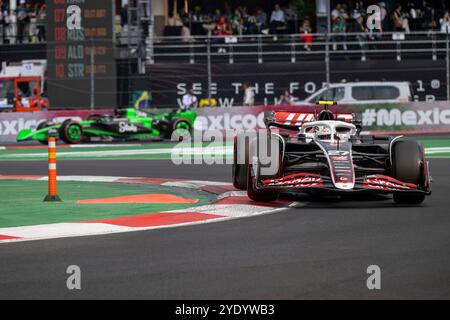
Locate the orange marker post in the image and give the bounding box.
[43,136,62,202]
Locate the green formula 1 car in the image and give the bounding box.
[17,108,196,144]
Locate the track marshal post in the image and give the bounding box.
[44,130,62,202]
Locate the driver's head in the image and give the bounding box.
[316,126,332,139]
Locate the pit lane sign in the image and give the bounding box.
[47,0,116,109]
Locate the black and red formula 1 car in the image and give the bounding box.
[233,103,431,204]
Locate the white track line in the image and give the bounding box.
[69,144,142,148]
[0,146,233,158]
[37,175,127,182]
[425,147,450,154]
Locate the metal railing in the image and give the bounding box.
[130,31,449,63]
[1,28,447,61]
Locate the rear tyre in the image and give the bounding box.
[247,163,279,202]
[171,119,192,141]
[392,140,426,204]
[59,120,84,144]
[246,136,281,202]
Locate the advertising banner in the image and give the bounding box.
[142,60,446,108]
[353,102,450,134]
[194,102,450,135]
[1,102,449,144]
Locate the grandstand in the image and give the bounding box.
[0,0,449,109]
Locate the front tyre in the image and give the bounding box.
[59,120,84,144]
[36,121,51,145]
[246,138,281,202]
[232,134,249,190]
[247,162,279,202]
[392,140,426,204]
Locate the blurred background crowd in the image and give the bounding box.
[1,0,449,45]
[0,0,46,44]
[155,0,450,39]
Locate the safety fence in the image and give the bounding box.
[148,31,450,64]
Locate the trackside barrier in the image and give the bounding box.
[43,136,61,202]
[0,103,449,145]
[193,102,450,135]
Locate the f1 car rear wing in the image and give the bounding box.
[264,111,355,130]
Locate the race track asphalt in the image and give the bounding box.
[0,158,449,299]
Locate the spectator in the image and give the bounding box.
[408,2,419,31]
[339,3,349,21]
[245,11,259,35]
[423,3,437,35]
[6,8,16,44]
[181,90,198,110]
[299,17,312,51]
[167,13,184,26]
[29,3,38,43]
[353,0,364,15]
[24,1,33,42]
[391,4,410,33]
[284,3,297,21]
[213,16,232,37]
[240,6,249,20]
[212,9,222,22]
[36,4,46,42]
[378,2,389,32]
[283,3,298,33]
[255,8,267,33]
[243,82,255,106]
[231,8,244,35]
[180,23,192,41]
[120,4,128,26]
[167,12,191,41]
[269,4,286,34]
[279,89,293,105]
[440,11,450,34]
[331,4,342,22]
[0,0,6,44]
[119,4,128,41]
[16,1,28,43]
[331,16,347,50]
[351,13,369,49]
